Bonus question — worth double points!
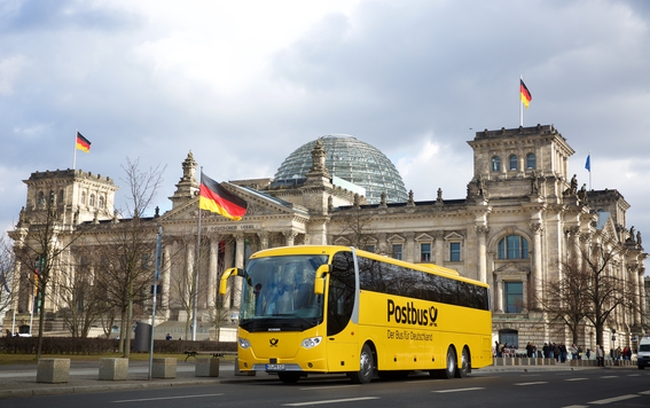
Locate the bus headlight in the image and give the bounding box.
[301,336,322,349]
[238,338,251,349]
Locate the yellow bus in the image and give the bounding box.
[220,245,492,384]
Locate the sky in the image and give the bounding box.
[1,0,649,258]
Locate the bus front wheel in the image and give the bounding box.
[350,343,375,384]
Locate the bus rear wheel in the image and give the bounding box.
[350,343,375,384]
[443,346,457,379]
[278,372,301,384]
[455,347,470,378]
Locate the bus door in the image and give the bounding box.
[326,251,360,372]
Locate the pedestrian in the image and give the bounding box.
[596,345,605,367]
[165,333,172,340]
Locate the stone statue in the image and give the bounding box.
[437,188,443,202]
[476,174,486,197]
[327,195,333,212]
[637,231,642,246]
[379,192,387,207]
[531,171,540,195]
[570,174,578,194]
[407,190,414,205]
[629,226,636,243]
[577,183,588,204]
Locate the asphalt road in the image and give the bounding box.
[2,366,649,408]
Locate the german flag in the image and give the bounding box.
[76,132,91,153]
[199,173,248,221]
[520,79,532,109]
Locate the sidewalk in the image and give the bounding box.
[0,360,600,399]
[0,360,244,399]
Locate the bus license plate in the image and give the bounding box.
[266,364,286,371]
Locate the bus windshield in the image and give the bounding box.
[239,254,328,332]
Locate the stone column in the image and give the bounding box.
[283,230,297,246]
[185,242,195,321]
[530,221,543,310]
[232,235,245,310]
[475,226,488,283]
[495,276,504,313]
[405,232,415,263]
[566,226,581,266]
[162,245,171,317]
[638,268,646,328]
[257,231,268,250]
[433,231,444,265]
[207,239,219,309]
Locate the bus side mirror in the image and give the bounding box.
[219,267,239,295]
[314,264,330,295]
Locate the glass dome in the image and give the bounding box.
[273,135,408,204]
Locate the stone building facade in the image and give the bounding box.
[6,125,647,350]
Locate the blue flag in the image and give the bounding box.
[585,155,591,172]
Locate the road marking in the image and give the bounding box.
[588,394,639,405]
[113,393,223,403]
[626,374,640,377]
[599,375,617,379]
[639,390,650,395]
[283,397,380,406]
[433,387,485,393]
[561,405,588,408]
[565,377,588,382]
[299,385,361,391]
[514,381,548,386]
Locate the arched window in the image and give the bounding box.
[498,235,528,259]
[89,194,95,206]
[38,191,45,206]
[526,153,536,169]
[98,195,104,208]
[491,156,501,172]
[509,155,518,171]
[81,191,86,205]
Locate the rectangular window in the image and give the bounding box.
[392,244,402,260]
[364,245,375,253]
[504,282,523,313]
[420,243,431,262]
[449,242,461,262]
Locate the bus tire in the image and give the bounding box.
[350,343,375,384]
[455,347,470,378]
[278,372,301,384]
[443,346,457,379]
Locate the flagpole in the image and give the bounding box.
[519,75,524,127]
[73,129,78,170]
[192,167,203,341]
[588,150,592,190]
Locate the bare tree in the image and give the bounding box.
[10,193,83,358]
[168,232,235,340]
[0,234,17,328]
[543,240,637,348]
[56,247,110,337]
[332,203,377,251]
[94,158,165,357]
[581,243,635,348]
[541,256,591,345]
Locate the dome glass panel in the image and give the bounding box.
[273,135,408,204]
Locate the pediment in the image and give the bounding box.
[444,231,464,241]
[493,262,530,278]
[159,187,302,223]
